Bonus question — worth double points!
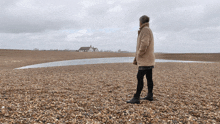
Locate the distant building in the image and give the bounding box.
[79,47,93,52]
[118,49,129,53]
[92,48,99,52]
[79,45,99,52]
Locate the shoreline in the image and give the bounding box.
[16,58,215,70]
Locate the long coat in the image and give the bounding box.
[133,23,155,67]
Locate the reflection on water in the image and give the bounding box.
[15,57,212,69]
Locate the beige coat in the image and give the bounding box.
[133,23,155,66]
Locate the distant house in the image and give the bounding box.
[118,49,129,53]
[79,47,93,52]
[79,45,99,52]
[93,48,99,52]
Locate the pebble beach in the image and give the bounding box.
[0,50,219,123]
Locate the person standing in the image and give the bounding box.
[127,15,155,104]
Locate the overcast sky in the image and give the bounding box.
[0,0,220,53]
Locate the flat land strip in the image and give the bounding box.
[0,49,219,123]
[156,53,220,62]
[1,49,220,70]
[0,49,135,70]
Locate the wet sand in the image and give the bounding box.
[0,49,219,123]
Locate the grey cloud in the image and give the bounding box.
[0,15,81,33]
[0,0,17,8]
[201,4,220,27]
[0,0,219,53]
[0,0,83,33]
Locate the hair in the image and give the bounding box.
[139,15,150,24]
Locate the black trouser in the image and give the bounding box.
[134,68,153,98]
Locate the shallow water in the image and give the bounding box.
[15,57,212,69]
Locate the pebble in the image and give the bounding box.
[0,52,219,123]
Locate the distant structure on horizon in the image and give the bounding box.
[79,45,99,52]
[118,49,129,53]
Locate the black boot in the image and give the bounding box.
[141,93,153,101]
[126,97,140,104]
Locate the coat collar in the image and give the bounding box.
[139,22,149,30]
[138,23,149,35]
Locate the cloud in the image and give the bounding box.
[0,0,84,33]
[0,0,219,53]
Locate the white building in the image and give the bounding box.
[78,46,99,52]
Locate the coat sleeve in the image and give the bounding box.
[138,29,150,56]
